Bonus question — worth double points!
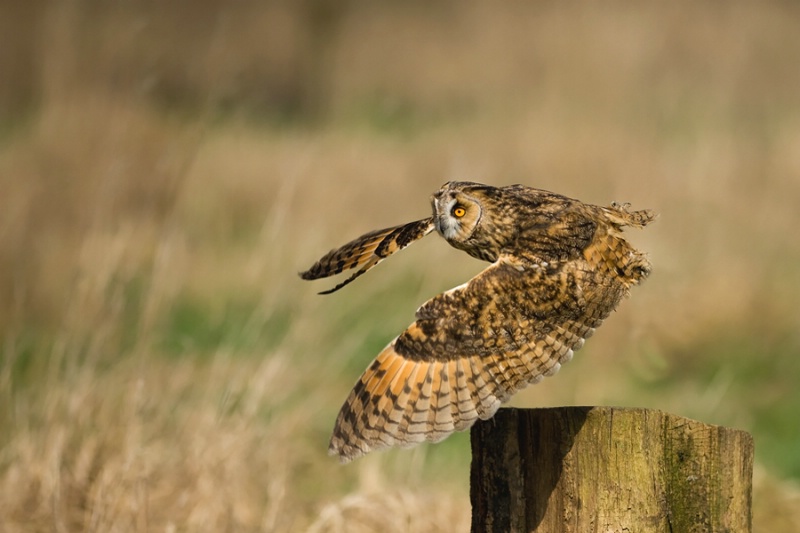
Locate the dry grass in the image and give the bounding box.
[1,1,799,531]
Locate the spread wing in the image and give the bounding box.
[300,217,435,294]
[329,254,630,463]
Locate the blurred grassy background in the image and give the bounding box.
[1,1,799,531]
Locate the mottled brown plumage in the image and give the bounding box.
[300,181,655,463]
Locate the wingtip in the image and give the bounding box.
[299,267,318,280]
[330,452,354,464]
[328,442,358,464]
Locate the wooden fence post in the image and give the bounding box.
[470,407,754,533]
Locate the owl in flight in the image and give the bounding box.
[301,181,655,463]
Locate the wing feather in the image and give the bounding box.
[300,217,435,294]
[407,363,434,437]
[329,252,632,462]
[452,360,473,418]
[429,365,454,440]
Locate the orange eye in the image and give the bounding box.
[453,206,466,218]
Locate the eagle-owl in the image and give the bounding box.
[301,181,655,463]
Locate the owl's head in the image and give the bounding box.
[430,181,492,243]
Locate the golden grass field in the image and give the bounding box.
[1,2,799,531]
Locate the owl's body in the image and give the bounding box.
[301,181,655,463]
